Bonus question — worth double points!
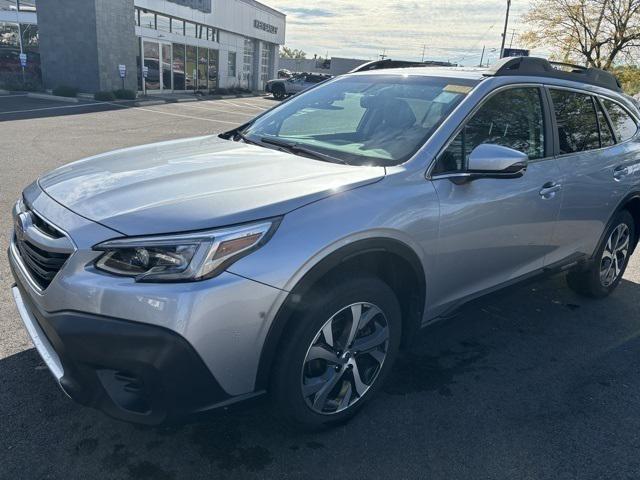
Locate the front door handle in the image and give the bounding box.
[614,165,630,181]
[539,182,562,199]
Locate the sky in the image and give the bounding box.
[267,0,546,66]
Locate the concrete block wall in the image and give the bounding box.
[95,0,138,92]
[37,0,101,92]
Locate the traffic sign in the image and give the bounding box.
[19,53,27,67]
[142,66,149,78]
[118,64,127,78]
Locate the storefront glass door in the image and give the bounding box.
[143,40,172,92]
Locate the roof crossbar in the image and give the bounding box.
[486,57,622,93]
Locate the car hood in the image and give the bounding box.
[38,135,385,236]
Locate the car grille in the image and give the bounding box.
[12,207,73,290]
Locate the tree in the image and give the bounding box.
[280,46,307,60]
[522,0,640,69]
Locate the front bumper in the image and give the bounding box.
[11,282,236,424]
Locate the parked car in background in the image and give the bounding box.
[278,69,292,79]
[265,72,332,99]
[10,57,640,430]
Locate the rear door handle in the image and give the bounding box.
[614,165,630,181]
[539,182,562,199]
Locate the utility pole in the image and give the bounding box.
[421,44,426,62]
[380,49,387,60]
[509,29,516,48]
[479,45,486,67]
[499,0,512,58]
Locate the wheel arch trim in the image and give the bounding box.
[595,190,640,259]
[254,235,427,391]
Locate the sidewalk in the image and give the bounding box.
[19,90,269,106]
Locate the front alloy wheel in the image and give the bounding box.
[271,275,401,430]
[302,302,389,415]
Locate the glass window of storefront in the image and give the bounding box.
[260,43,270,83]
[208,48,219,90]
[228,52,236,77]
[140,9,155,29]
[0,1,36,11]
[162,43,171,90]
[143,41,160,90]
[156,14,171,33]
[197,47,207,90]
[185,44,197,90]
[172,43,185,90]
[185,22,197,38]
[243,38,254,88]
[171,18,184,35]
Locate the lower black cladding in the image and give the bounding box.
[15,282,232,425]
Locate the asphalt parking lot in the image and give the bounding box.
[2,92,640,480]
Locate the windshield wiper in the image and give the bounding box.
[260,137,349,165]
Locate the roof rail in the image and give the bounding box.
[486,56,622,93]
[350,59,455,73]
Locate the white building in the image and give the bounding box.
[0,0,286,93]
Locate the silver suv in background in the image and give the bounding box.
[9,57,640,429]
[266,72,332,99]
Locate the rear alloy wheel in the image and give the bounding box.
[567,210,635,298]
[271,276,401,430]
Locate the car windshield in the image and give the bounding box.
[243,74,477,166]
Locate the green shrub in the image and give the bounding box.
[52,85,79,97]
[94,90,116,101]
[0,72,42,92]
[113,88,136,100]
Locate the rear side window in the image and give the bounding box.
[434,87,545,173]
[602,99,637,142]
[596,102,615,147]
[550,90,600,154]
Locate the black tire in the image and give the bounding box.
[270,275,402,430]
[273,85,286,100]
[567,209,635,298]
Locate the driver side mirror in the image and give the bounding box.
[466,144,528,180]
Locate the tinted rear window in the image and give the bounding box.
[603,99,637,142]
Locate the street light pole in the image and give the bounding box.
[15,0,26,83]
[499,0,512,58]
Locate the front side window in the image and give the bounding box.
[435,87,545,174]
[243,75,476,166]
[603,99,638,142]
[550,89,600,154]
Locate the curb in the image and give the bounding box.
[134,99,167,107]
[27,92,80,103]
[0,89,9,95]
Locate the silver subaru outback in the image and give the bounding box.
[9,57,640,429]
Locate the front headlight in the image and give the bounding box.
[93,219,279,282]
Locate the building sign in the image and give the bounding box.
[167,0,212,13]
[254,20,278,35]
[502,48,530,58]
